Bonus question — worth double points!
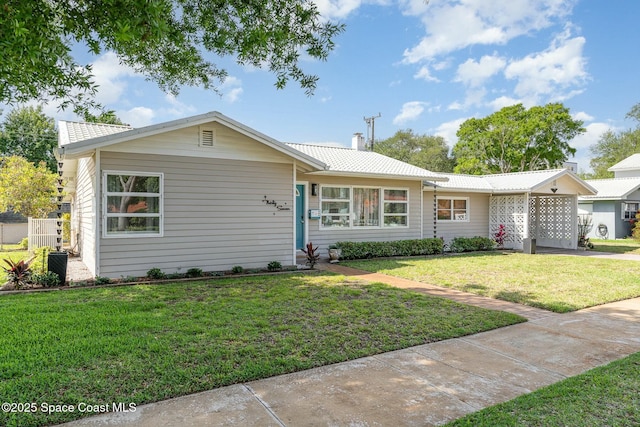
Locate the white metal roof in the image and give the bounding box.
[58,121,133,147]
[580,177,640,200]
[286,143,447,181]
[57,111,326,171]
[428,168,596,195]
[608,153,640,172]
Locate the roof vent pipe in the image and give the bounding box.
[352,133,366,151]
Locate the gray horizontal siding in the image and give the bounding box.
[98,152,294,277]
[423,191,490,244]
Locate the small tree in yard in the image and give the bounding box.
[632,211,640,240]
[0,156,59,218]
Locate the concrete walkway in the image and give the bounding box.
[59,252,640,427]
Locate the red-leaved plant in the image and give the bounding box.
[494,224,507,248]
[3,258,31,288]
[301,242,320,269]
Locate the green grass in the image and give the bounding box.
[446,351,640,427]
[343,252,640,312]
[591,238,640,255]
[0,273,524,427]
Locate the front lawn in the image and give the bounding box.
[447,350,640,427]
[0,273,524,427]
[591,238,640,255]
[343,252,640,312]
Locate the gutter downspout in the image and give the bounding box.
[95,150,101,278]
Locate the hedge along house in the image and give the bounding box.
[423,169,597,250]
[57,112,448,278]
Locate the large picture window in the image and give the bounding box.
[103,172,163,237]
[437,197,469,221]
[321,186,408,229]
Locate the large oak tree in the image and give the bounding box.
[374,130,455,172]
[1,1,344,112]
[453,103,584,175]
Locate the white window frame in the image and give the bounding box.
[436,197,470,222]
[103,171,164,238]
[383,188,409,227]
[320,186,351,228]
[622,202,640,220]
[319,185,409,229]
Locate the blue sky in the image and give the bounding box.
[32,1,640,172]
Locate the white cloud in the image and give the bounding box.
[401,0,574,64]
[91,52,139,105]
[118,107,155,127]
[488,96,522,111]
[573,111,594,122]
[572,122,612,150]
[454,55,506,87]
[414,66,439,82]
[570,122,613,173]
[393,101,428,125]
[315,0,363,20]
[220,76,243,103]
[504,29,588,101]
[434,117,467,147]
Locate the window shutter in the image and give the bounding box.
[200,128,215,147]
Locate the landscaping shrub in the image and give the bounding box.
[231,266,244,274]
[31,271,61,288]
[335,238,443,260]
[449,236,496,253]
[94,276,111,285]
[186,267,203,278]
[146,267,167,280]
[267,261,282,271]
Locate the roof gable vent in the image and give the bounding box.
[199,127,216,147]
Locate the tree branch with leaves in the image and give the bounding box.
[1,0,344,113]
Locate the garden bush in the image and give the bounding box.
[448,236,496,253]
[335,238,443,260]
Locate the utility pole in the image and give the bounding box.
[363,113,381,151]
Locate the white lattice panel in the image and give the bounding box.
[489,195,528,249]
[529,196,576,248]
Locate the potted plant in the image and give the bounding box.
[327,244,341,263]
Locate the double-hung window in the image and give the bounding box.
[103,171,163,237]
[384,189,408,226]
[622,202,640,220]
[437,197,469,221]
[321,187,350,228]
[320,186,408,228]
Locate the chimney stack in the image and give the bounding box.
[352,132,366,151]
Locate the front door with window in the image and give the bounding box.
[295,184,305,249]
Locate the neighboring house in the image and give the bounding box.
[0,210,28,245]
[57,111,596,278]
[579,154,640,239]
[424,170,597,250]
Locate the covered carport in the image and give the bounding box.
[486,170,598,250]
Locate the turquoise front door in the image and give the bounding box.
[295,184,305,249]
